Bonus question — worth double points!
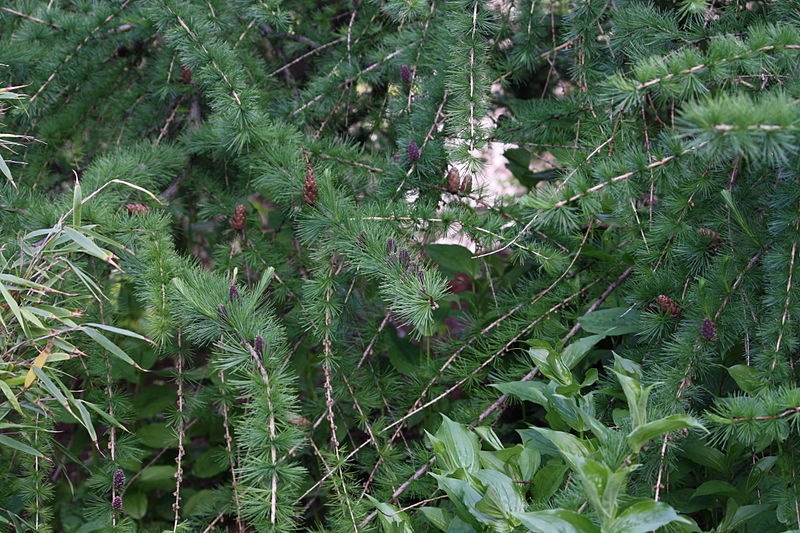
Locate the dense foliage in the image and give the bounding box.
[2,0,800,531]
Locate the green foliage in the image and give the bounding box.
[3,0,800,531]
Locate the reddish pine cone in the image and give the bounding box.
[407,140,420,162]
[400,64,412,84]
[112,496,123,510]
[446,167,460,193]
[254,335,264,356]
[180,65,192,84]
[656,295,681,316]
[698,227,723,247]
[303,153,318,205]
[701,318,716,341]
[125,203,150,214]
[113,469,126,489]
[231,204,247,230]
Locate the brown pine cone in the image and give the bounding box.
[180,65,192,84]
[446,167,460,193]
[125,203,150,214]
[656,294,682,316]
[231,204,247,230]
[303,152,318,205]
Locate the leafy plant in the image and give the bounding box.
[2,0,800,531]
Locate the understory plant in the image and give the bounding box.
[2,0,800,532]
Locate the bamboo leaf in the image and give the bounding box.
[84,323,153,344]
[0,282,28,335]
[0,434,44,457]
[0,380,22,414]
[81,327,145,370]
[72,179,82,228]
[62,227,113,262]
[24,340,53,388]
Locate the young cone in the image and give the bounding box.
[303,151,318,205]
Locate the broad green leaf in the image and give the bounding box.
[727,365,765,395]
[627,414,707,453]
[139,465,178,483]
[75,520,107,533]
[528,344,572,386]
[717,499,772,533]
[124,491,148,520]
[578,308,641,335]
[610,500,692,533]
[137,423,178,448]
[603,467,634,513]
[425,244,478,277]
[366,495,414,533]
[184,489,221,516]
[430,474,483,528]
[528,427,590,461]
[0,434,44,457]
[514,510,601,533]
[680,440,727,472]
[491,381,548,406]
[691,480,746,501]
[561,334,605,369]
[549,394,590,432]
[570,456,612,520]
[613,354,642,377]
[430,415,481,473]
[420,506,452,532]
[612,370,650,429]
[518,443,541,481]
[474,426,503,451]
[473,470,524,517]
[192,447,228,479]
[18,308,44,329]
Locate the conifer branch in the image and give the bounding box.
[218,370,244,532]
[0,7,60,29]
[292,48,406,115]
[172,342,185,532]
[30,0,132,103]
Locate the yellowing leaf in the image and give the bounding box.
[24,340,54,388]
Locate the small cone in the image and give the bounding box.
[303,152,318,205]
[231,204,247,230]
[656,294,681,316]
[400,65,412,84]
[701,318,716,341]
[407,140,420,162]
[125,203,150,214]
[446,167,460,193]
[180,65,192,84]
